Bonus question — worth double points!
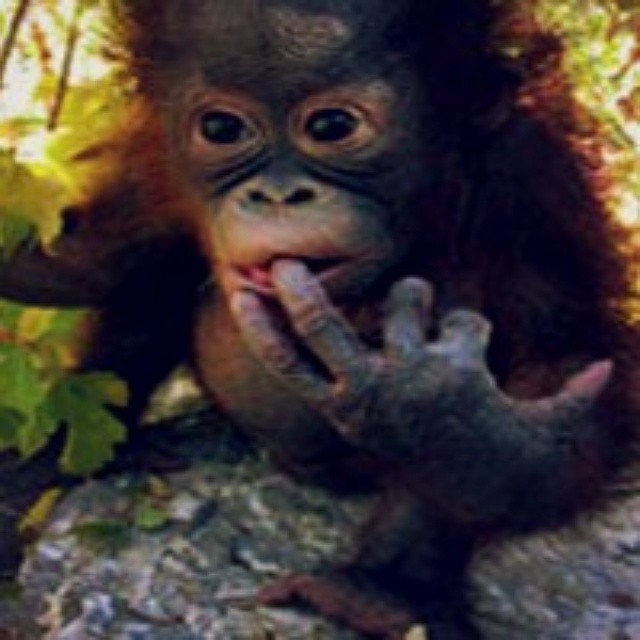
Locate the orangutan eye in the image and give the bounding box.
[200,110,253,145]
[304,108,360,143]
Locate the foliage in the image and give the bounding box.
[19,486,63,533]
[0,299,128,474]
[535,0,640,229]
[0,0,129,476]
[0,0,638,477]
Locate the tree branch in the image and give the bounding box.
[47,0,86,131]
[0,0,33,90]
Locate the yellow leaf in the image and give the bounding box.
[19,487,63,534]
[89,375,129,407]
[0,153,69,246]
[103,380,129,407]
[17,308,57,342]
[51,343,81,369]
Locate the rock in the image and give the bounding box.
[471,484,640,640]
[0,391,639,639]
[2,409,368,640]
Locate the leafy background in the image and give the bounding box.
[0,0,638,477]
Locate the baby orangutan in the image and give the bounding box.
[0,1,637,638]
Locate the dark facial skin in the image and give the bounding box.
[173,2,433,306]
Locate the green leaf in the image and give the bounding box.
[78,372,129,408]
[72,520,132,554]
[0,300,26,331]
[0,213,36,256]
[18,406,59,458]
[134,501,169,531]
[42,309,88,341]
[0,344,45,420]
[61,410,126,476]
[44,373,128,476]
[0,408,23,450]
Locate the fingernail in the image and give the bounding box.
[581,360,614,394]
[271,259,312,288]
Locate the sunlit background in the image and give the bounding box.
[0,0,111,154]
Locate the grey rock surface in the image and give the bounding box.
[0,389,638,639]
[471,485,640,640]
